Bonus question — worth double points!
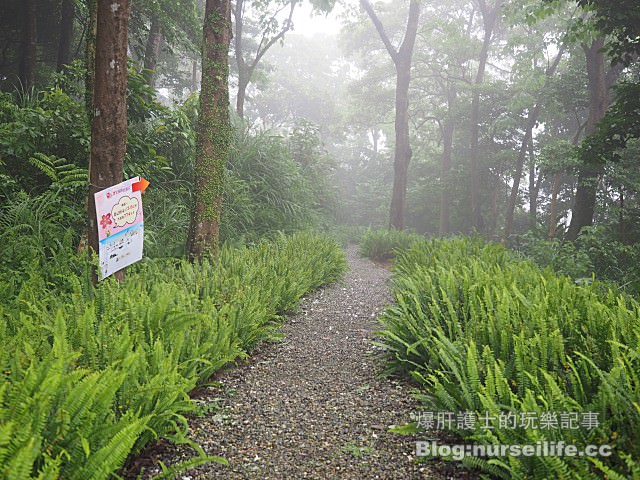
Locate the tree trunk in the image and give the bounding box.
[233,0,295,118]
[489,168,503,236]
[57,0,75,71]
[87,0,132,283]
[565,39,614,241]
[529,143,541,230]
[439,82,456,236]
[187,0,232,262]
[191,60,199,92]
[502,110,538,240]
[236,74,248,118]
[548,173,561,239]
[143,15,162,88]
[85,0,98,123]
[469,87,483,231]
[469,0,503,232]
[389,61,412,230]
[361,0,420,230]
[566,165,601,241]
[619,187,625,243]
[234,0,247,118]
[503,46,564,240]
[20,0,37,88]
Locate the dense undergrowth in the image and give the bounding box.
[358,228,423,260]
[0,73,338,256]
[512,229,640,296]
[0,232,346,479]
[376,236,640,479]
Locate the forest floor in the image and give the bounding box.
[125,245,479,479]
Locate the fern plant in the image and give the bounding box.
[379,237,640,479]
[27,153,87,190]
[359,228,423,260]
[1,232,346,479]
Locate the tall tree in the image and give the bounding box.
[130,0,201,90]
[469,0,503,232]
[19,0,37,88]
[439,81,457,236]
[565,38,622,240]
[536,0,639,240]
[402,0,472,235]
[233,0,296,118]
[142,14,163,87]
[360,0,421,230]
[503,45,565,241]
[57,0,75,71]
[575,0,640,61]
[87,0,132,281]
[187,0,232,261]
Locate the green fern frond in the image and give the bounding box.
[69,414,150,480]
[27,152,87,188]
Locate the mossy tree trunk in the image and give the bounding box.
[187,0,231,262]
[85,0,98,123]
[87,0,132,282]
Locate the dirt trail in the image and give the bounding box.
[128,245,476,479]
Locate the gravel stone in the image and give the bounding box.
[125,245,480,479]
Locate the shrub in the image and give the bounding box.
[513,229,640,295]
[0,188,86,292]
[575,226,640,294]
[0,87,89,196]
[221,122,335,243]
[512,232,595,280]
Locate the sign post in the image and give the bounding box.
[94,177,149,280]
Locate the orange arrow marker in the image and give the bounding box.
[132,177,150,193]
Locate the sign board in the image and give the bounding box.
[94,177,149,280]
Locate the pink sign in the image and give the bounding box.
[94,177,146,279]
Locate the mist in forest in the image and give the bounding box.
[3,0,638,245]
[243,0,634,242]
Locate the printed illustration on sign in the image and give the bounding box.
[94,177,148,279]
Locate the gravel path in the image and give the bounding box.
[127,245,477,479]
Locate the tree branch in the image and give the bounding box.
[398,0,420,62]
[251,0,296,72]
[360,0,399,64]
[234,0,246,71]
